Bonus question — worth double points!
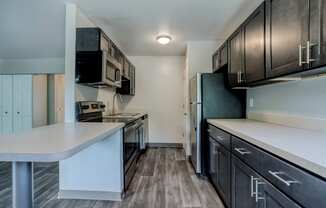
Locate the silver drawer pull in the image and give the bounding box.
[234,148,251,155]
[217,136,224,141]
[268,171,299,186]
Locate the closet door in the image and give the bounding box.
[13,75,32,133]
[1,75,13,135]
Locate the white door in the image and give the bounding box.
[13,75,32,133]
[1,75,13,135]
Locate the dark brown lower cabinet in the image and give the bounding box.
[231,156,301,208]
[232,156,260,208]
[209,137,231,207]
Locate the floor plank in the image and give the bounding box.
[0,148,224,208]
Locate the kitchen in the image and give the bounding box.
[0,0,326,208]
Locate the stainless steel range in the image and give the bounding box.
[76,101,147,190]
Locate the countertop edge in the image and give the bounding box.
[0,123,125,162]
[207,119,326,180]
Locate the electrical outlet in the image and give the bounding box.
[249,98,254,108]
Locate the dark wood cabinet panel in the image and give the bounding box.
[262,180,302,208]
[212,50,220,72]
[231,156,259,208]
[212,42,228,73]
[243,2,266,83]
[209,137,231,207]
[209,137,218,187]
[220,42,228,67]
[265,0,309,78]
[217,144,231,207]
[228,29,244,87]
[310,0,326,69]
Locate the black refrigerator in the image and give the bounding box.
[189,72,245,175]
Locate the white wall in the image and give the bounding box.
[186,41,219,79]
[124,56,185,144]
[247,76,326,131]
[0,58,64,74]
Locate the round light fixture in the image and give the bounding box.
[156,35,172,45]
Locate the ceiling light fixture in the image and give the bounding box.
[156,35,172,45]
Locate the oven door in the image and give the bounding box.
[124,123,138,170]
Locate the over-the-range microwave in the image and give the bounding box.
[76,50,122,88]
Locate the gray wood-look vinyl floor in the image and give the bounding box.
[0,148,224,208]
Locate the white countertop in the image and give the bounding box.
[207,119,326,179]
[0,122,124,162]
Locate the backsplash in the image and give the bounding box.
[247,75,326,131]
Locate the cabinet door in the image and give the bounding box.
[228,28,244,87]
[13,75,32,133]
[232,156,259,208]
[208,137,218,187]
[220,42,228,67]
[212,51,219,72]
[261,180,301,208]
[1,75,13,135]
[310,0,326,68]
[243,2,266,83]
[265,0,309,78]
[217,144,231,207]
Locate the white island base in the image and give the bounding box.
[58,129,124,201]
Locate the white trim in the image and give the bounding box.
[58,190,122,201]
[247,111,326,132]
[64,3,77,123]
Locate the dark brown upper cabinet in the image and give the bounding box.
[309,0,326,69]
[212,50,220,72]
[228,28,244,88]
[243,2,266,84]
[219,42,228,68]
[265,0,310,78]
[212,41,228,73]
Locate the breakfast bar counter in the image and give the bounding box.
[0,122,124,208]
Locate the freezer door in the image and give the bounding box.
[190,73,201,104]
[190,102,202,174]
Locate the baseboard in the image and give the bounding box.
[147,143,183,148]
[58,190,122,201]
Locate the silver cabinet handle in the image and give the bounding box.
[237,71,243,83]
[234,147,251,155]
[307,41,317,64]
[255,179,265,202]
[216,136,224,141]
[268,171,299,186]
[299,44,307,66]
[250,176,259,197]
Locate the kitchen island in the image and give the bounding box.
[0,122,124,208]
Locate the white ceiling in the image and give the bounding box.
[0,0,66,59]
[76,0,263,56]
[0,0,263,59]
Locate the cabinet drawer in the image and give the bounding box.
[231,136,261,171]
[207,125,231,150]
[260,151,326,208]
